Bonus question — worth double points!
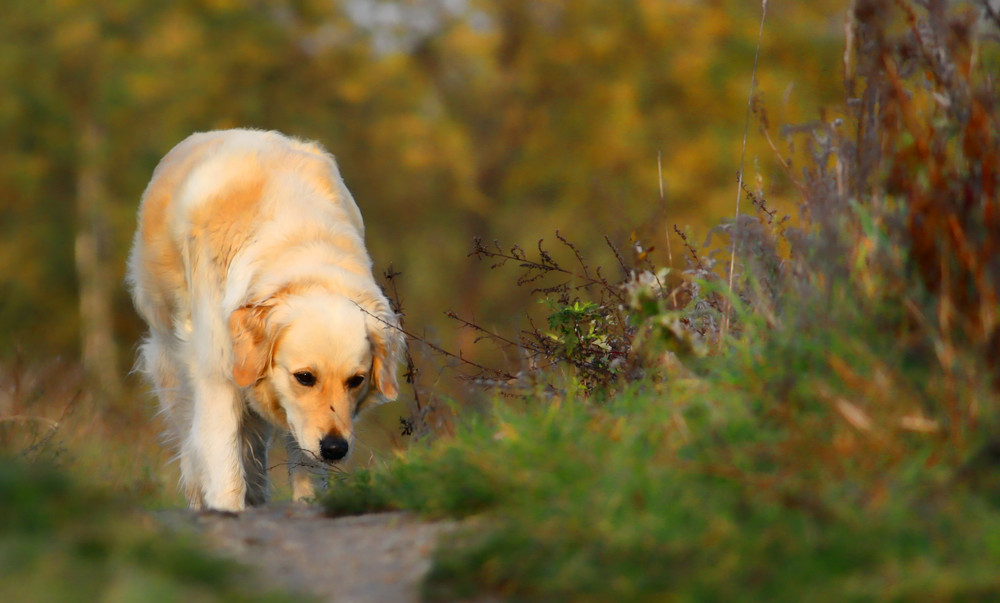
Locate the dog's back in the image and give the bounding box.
[127,129,366,336]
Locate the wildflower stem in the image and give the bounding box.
[723,0,768,340]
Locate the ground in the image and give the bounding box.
[158,506,454,603]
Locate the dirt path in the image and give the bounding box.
[159,506,454,602]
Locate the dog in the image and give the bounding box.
[127,129,404,511]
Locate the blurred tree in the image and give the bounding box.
[0,0,846,390]
[1,0,123,398]
[0,0,349,398]
[331,0,846,345]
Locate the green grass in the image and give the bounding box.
[0,458,300,602]
[324,287,1000,601]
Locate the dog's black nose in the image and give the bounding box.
[319,435,350,461]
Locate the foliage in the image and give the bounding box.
[0,358,298,601]
[843,0,1000,364]
[0,458,298,602]
[0,0,846,368]
[446,234,638,394]
[326,283,1000,599]
[324,311,1000,600]
[322,1,1000,600]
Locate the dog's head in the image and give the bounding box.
[228,290,403,463]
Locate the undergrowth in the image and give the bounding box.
[0,458,297,602]
[328,274,1000,600]
[0,362,296,600]
[325,1,1000,601]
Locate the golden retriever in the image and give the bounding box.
[127,129,403,511]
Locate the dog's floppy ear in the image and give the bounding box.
[368,303,405,401]
[229,304,275,387]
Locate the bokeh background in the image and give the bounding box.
[1,0,845,498]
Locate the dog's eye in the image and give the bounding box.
[293,371,317,387]
[346,374,365,389]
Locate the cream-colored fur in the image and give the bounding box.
[127,129,403,511]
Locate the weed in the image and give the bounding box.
[0,357,82,464]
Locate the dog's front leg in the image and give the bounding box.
[241,410,272,507]
[189,376,247,511]
[285,432,326,502]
